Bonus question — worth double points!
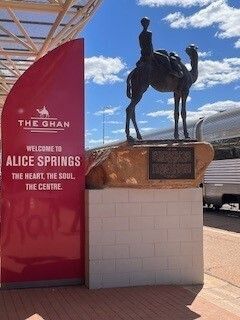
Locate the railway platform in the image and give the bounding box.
[1,211,240,319]
[0,274,240,320]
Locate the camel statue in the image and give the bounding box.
[125,44,199,141]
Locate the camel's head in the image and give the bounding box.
[185,44,198,57]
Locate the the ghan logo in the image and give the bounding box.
[18,107,70,134]
[36,106,49,118]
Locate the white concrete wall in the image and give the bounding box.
[85,188,203,289]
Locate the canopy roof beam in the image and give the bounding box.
[0,1,64,13]
[0,0,102,103]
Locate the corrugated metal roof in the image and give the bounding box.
[202,108,240,142]
[204,159,240,184]
[143,118,201,140]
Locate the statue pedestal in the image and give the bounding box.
[85,141,213,289]
[86,141,214,189]
[85,188,204,289]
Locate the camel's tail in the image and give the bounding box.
[126,69,135,99]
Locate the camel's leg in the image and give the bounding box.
[130,80,149,140]
[181,92,189,139]
[125,65,149,141]
[125,101,133,141]
[131,105,142,140]
[174,92,180,139]
[125,96,142,141]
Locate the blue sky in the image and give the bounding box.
[82,0,240,148]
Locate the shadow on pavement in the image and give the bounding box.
[204,209,240,233]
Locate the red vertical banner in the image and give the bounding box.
[1,39,85,286]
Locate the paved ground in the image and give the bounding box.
[1,284,240,320]
[1,209,240,319]
[197,210,240,318]
[203,210,240,287]
[204,226,240,287]
[185,273,240,318]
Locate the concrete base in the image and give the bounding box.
[85,188,203,289]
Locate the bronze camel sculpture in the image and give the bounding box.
[125,44,199,141]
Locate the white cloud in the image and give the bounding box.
[187,100,240,120]
[141,127,155,131]
[105,120,123,124]
[124,70,132,77]
[234,85,240,90]
[164,1,240,46]
[235,40,240,48]
[147,110,173,117]
[167,96,191,105]
[88,138,119,145]
[167,98,175,105]
[139,120,148,124]
[112,128,134,134]
[85,56,126,85]
[94,106,120,116]
[147,100,240,121]
[198,100,240,112]
[195,57,240,90]
[198,51,212,58]
[112,127,154,134]
[137,0,213,7]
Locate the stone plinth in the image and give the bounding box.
[85,188,203,289]
[86,142,214,189]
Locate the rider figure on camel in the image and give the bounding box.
[136,17,183,78]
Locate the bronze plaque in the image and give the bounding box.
[149,147,195,180]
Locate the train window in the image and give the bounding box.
[214,148,234,160]
[233,147,240,159]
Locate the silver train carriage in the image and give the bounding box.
[144,108,240,209]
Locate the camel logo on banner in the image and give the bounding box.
[36,106,49,118]
[17,106,70,134]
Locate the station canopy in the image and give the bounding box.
[0,0,102,106]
